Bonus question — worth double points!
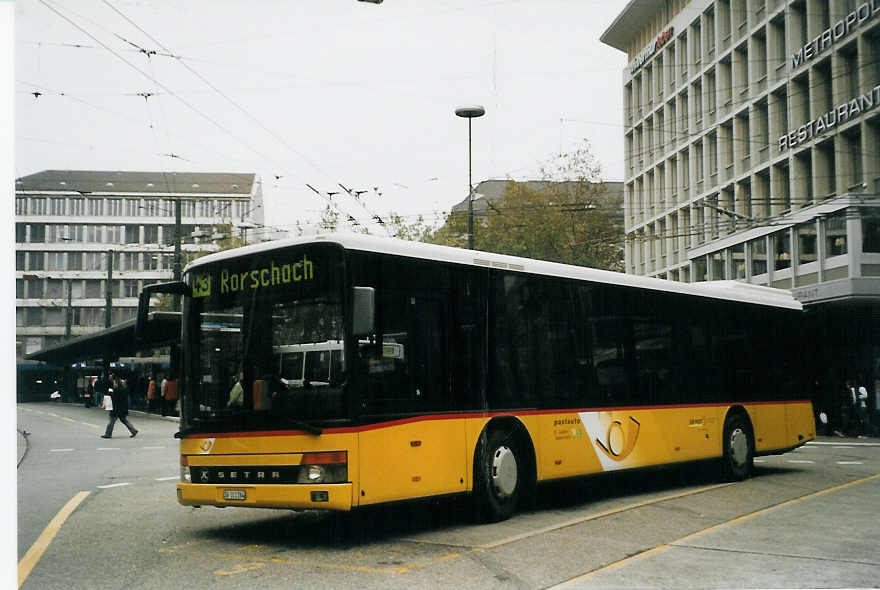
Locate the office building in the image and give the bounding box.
[601,0,880,402]
[15,170,264,360]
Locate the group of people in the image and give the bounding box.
[835,381,872,438]
[817,379,874,438]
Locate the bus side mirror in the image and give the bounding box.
[136,281,189,343]
[352,287,375,337]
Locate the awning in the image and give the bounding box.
[25,312,181,365]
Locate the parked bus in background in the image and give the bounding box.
[138,234,815,522]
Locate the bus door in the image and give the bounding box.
[356,282,467,505]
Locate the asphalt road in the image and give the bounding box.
[16,402,880,589]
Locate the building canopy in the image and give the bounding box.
[25,312,181,366]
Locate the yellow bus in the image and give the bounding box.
[139,234,815,522]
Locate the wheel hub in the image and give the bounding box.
[491,445,518,498]
[729,428,749,466]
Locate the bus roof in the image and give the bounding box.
[185,232,803,311]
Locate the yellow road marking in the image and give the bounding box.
[550,472,880,588]
[477,482,732,550]
[18,491,90,587]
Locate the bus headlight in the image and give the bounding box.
[296,452,348,484]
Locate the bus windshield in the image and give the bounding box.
[181,243,347,432]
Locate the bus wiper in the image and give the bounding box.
[287,418,323,435]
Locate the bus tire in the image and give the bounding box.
[473,428,522,523]
[722,413,754,481]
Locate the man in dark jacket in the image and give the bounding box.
[101,375,138,439]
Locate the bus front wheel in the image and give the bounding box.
[473,428,522,522]
[722,413,754,481]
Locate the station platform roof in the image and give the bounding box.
[25,312,181,366]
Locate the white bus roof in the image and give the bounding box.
[185,232,802,311]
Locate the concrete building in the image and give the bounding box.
[15,170,265,360]
[601,0,880,406]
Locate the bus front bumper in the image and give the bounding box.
[176,482,353,511]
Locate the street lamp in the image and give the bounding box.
[455,105,485,250]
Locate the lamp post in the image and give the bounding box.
[455,105,485,250]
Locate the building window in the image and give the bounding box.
[123,252,139,271]
[46,252,64,271]
[16,252,25,271]
[27,279,43,298]
[125,224,140,244]
[125,199,140,216]
[731,243,745,279]
[694,256,708,282]
[70,198,85,216]
[87,198,104,216]
[143,199,160,216]
[105,225,120,244]
[26,308,42,326]
[796,223,817,265]
[181,200,196,218]
[124,279,139,297]
[30,223,46,243]
[16,280,24,298]
[107,199,123,216]
[15,223,26,243]
[68,252,82,271]
[46,279,63,298]
[49,198,66,215]
[711,251,725,279]
[144,253,158,270]
[85,252,104,271]
[774,231,791,270]
[29,252,45,270]
[15,197,27,215]
[85,280,102,298]
[862,210,880,253]
[31,198,46,215]
[825,212,847,256]
[142,225,158,243]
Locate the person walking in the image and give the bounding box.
[146,375,157,412]
[101,375,138,439]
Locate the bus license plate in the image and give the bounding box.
[223,489,247,501]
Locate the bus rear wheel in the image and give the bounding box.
[473,428,522,522]
[722,414,754,481]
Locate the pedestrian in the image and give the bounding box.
[159,375,168,415]
[855,382,869,438]
[162,377,178,416]
[147,375,157,412]
[101,374,138,439]
[94,373,108,409]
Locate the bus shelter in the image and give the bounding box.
[21,312,181,404]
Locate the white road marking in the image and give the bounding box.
[786,460,815,464]
[96,447,120,451]
[754,459,766,463]
[836,461,864,465]
[155,476,179,481]
[142,446,165,450]
[833,446,855,449]
[97,482,130,489]
[49,448,74,452]
[807,441,880,447]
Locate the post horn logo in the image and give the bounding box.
[595,416,641,461]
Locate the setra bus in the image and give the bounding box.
[138,233,815,522]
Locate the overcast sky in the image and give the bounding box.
[14,0,627,236]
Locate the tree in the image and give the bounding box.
[427,140,624,271]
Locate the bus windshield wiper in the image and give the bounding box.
[289,419,323,436]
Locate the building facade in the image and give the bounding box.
[15,170,265,360]
[601,0,880,408]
